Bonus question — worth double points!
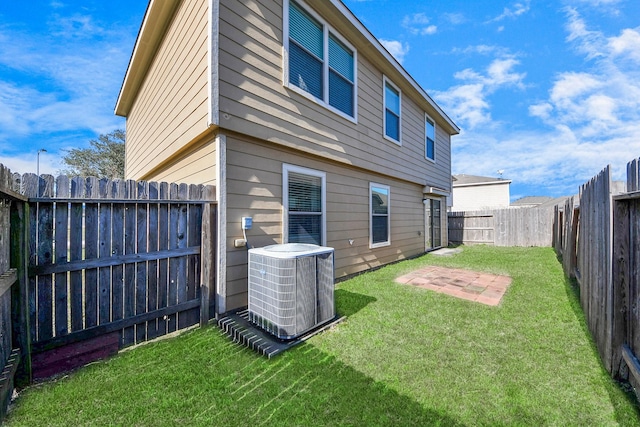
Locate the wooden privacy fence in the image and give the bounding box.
[22,173,216,379]
[0,163,217,417]
[0,166,26,420]
[554,159,640,396]
[448,206,557,247]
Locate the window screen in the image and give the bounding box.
[426,116,435,160]
[287,1,355,118]
[371,184,390,246]
[287,170,323,245]
[385,82,400,141]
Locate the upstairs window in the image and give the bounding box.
[384,77,401,143]
[286,0,356,120]
[426,115,436,161]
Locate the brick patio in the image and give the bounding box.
[395,266,512,306]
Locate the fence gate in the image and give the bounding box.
[22,174,216,380]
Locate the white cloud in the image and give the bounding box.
[445,6,640,196]
[608,28,640,62]
[433,56,525,129]
[541,11,640,139]
[379,39,410,64]
[0,152,61,176]
[529,103,553,120]
[568,0,622,14]
[402,13,438,36]
[488,1,530,22]
[452,8,640,195]
[454,45,511,57]
[443,13,465,25]
[0,8,133,161]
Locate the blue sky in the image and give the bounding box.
[1,1,639,200]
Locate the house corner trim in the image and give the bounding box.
[209,0,220,126]
[215,133,227,313]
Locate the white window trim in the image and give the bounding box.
[283,163,327,246]
[369,182,391,248]
[383,76,402,145]
[282,0,358,124]
[425,113,436,163]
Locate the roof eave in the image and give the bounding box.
[114,0,181,117]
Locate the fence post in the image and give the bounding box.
[612,198,630,379]
[200,196,217,326]
[10,198,32,386]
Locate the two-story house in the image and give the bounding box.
[115,0,460,314]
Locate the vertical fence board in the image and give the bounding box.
[111,180,125,330]
[54,175,69,337]
[177,184,189,329]
[157,182,169,337]
[628,159,639,192]
[10,190,32,386]
[122,180,137,346]
[98,179,112,325]
[146,182,160,340]
[612,198,630,377]
[84,177,99,329]
[575,166,614,373]
[168,183,179,333]
[36,175,54,341]
[200,194,217,325]
[22,174,37,344]
[630,199,640,358]
[135,181,149,344]
[69,177,84,332]
[186,185,202,326]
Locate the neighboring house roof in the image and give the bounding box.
[452,174,512,187]
[511,196,554,207]
[114,0,460,136]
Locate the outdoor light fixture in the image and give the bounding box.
[37,148,47,177]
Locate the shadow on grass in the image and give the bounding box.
[562,274,640,424]
[5,326,466,426]
[334,288,377,317]
[212,343,467,426]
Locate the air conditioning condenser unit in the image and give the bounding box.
[248,243,335,340]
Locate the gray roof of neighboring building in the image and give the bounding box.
[452,174,512,187]
[511,196,554,207]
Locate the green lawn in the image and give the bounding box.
[6,246,639,426]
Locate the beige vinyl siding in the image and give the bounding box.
[217,0,452,192]
[146,136,217,186]
[223,133,428,310]
[124,0,210,180]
